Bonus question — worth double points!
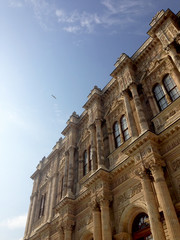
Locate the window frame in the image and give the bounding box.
[113,121,121,148]
[83,150,88,176]
[89,146,93,171]
[39,193,46,218]
[163,74,180,101]
[153,83,168,111]
[120,115,130,141]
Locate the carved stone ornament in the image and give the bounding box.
[171,159,180,172]
[175,33,180,45]
[105,97,124,117]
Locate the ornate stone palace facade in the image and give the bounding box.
[24,9,180,240]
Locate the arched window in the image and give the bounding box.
[132,213,152,240]
[113,121,121,148]
[163,74,180,101]
[83,150,88,176]
[89,146,93,171]
[153,84,168,111]
[120,115,130,141]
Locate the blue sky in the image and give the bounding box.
[0,1,179,240]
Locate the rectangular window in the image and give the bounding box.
[39,194,46,218]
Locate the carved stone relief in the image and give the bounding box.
[114,183,142,207]
[171,159,180,172]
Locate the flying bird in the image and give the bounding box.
[51,94,56,99]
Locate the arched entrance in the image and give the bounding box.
[132,213,153,240]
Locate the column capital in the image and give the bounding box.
[122,89,129,96]
[89,199,99,211]
[129,82,137,91]
[95,118,102,126]
[89,123,96,131]
[98,196,112,208]
[62,219,75,231]
[68,146,75,154]
[65,150,69,157]
[134,165,148,180]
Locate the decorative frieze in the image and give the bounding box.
[171,159,180,172]
[112,174,128,189]
[115,183,142,206]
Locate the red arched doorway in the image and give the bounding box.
[132,213,153,240]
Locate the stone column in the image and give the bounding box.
[44,178,53,222]
[48,173,58,221]
[166,45,180,73]
[171,69,180,91]
[59,224,64,240]
[123,90,138,137]
[95,119,105,168]
[89,124,97,170]
[114,232,131,240]
[106,120,115,153]
[129,83,149,134]
[135,168,166,240]
[64,227,72,240]
[100,199,112,240]
[48,156,59,221]
[26,193,37,236]
[26,174,40,236]
[67,146,75,197]
[91,202,102,240]
[150,163,180,240]
[78,150,83,180]
[146,90,159,116]
[62,152,69,197]
[24,197,33,237]
[63,220,74,240]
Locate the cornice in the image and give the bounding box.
[148,9,177,37]
[122,131,159,156]
[55,197,75,212]
[110,55,134,78]
[61,121,79,136]
[83,92,102,110]
[83,168,110,188]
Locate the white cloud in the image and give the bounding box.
[0,214,27,229]
[55,9,101,33]
[19,0,154,33]
[63,26,80,34]
[9,0,23,8]
[55,0,153,34]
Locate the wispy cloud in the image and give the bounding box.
[55,0,153,34]
[55,9,101,33]
[9,0,23,8]
[0,214,27,229]
[24,0,56,30]
[13,0,154,33]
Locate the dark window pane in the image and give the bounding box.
[163,75,180,101]
[113,122,121,148]
[120,116,130,142]
[153,84,168,111]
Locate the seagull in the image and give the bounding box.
[51,94,56,99]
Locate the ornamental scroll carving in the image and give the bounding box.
[146,58,173,88]
[115,183,142,206]
[171,159,180,172]
[112,174,128,189]
[105,97,124,118]
[161,136,180,155]
[76,213,92,231]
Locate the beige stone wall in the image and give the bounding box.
[24,9,180,240]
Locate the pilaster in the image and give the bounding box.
[150,161,180,240]
[134,166,166,240]
[129,83,149,134]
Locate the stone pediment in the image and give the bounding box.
[105,97,124,117]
